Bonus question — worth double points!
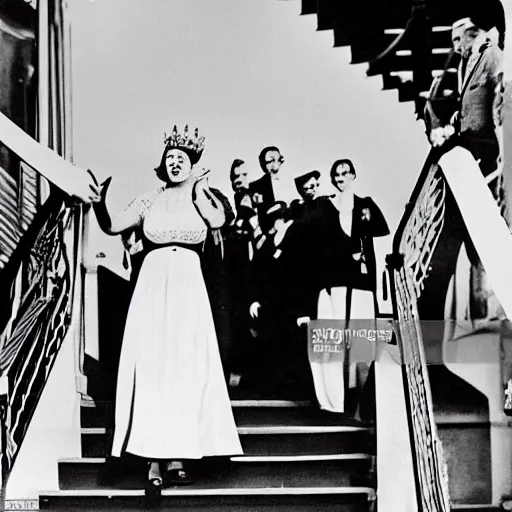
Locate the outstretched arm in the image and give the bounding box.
[192,172,226,229]
[93,177,143,235]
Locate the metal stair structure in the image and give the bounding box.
[39,399,377,511]
[297,0,505,119]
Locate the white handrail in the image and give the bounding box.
[439,146,512,319]
[0,112,96,203]
[375,342,418,512]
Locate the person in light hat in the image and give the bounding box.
[290,169,334,223]
[294,170,321,201]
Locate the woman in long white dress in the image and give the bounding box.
[93,126,242,492]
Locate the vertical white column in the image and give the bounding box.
[37,0,51,203]
[375,343,418,512]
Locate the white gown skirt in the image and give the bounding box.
[310,287,375,413]
[111,245,243,459]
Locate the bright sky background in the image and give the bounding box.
[70,0,431,282]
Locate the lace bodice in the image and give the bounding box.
[128,186,207,245]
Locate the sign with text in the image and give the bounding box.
[307,319,394,363]
[5,500,39,510]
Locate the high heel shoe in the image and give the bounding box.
[145,462,163,498]
[165,461,194,486]
[166,468,193,486]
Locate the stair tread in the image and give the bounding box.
[234,408,369,428]
[60,453,373,464]
[451,506,501,512]
[82,424,371,435]
[81,406,371,430]
[57,452,374,491]
[41,486,376,497]
[81,399,313,408]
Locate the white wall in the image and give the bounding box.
[69,0,430,286]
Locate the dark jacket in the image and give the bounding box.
[320,195,389,292]
[249,174,275,210]
[458,38,503,141]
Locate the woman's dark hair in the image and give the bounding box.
[258,146,283,173]
[154,147,199,183]
[230,159,245,182]
[330,158,356,185]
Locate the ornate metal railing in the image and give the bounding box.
[0,0,79,502]
[0,193,80,497]
[387,147,451,512]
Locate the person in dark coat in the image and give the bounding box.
[249,202,316,399]
[249,146,295,209]
[223,159,258,389]
[230,158,253,213]
[451,17,504,180]
[310,159,390,413]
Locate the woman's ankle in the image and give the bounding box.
[148,461,162,482]
[166,460,183,471]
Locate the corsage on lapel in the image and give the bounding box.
[361,207,371,222]
[252,192,264,205]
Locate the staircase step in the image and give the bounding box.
[81,423,374,458]
[80,401,374,457]
[80,400,313,428]
[451,506,502,512]
[58,454,373,490]
[300,0,317,16]
[81,399,367,428]
[234,407,370,429]
[40,487,376,511]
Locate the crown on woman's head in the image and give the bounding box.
[164,125,206,162]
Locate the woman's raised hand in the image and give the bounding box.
[99,176,113,202]
[192,167,226,229]
[86,170,112,204]
[194,167,211,183]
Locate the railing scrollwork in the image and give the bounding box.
[388,148,451,512]
[0,195,80,499]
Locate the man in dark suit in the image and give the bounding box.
[451,17,506,320]
[223,159,258,390]
[249,201,318,399]
[451,17,504,178]
[249,146,294,210]
[230,158,253,213]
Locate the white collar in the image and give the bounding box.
[331,189,354,213]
